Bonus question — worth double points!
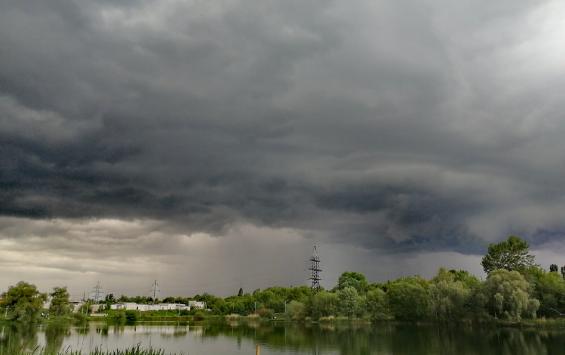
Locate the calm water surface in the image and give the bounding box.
[2,321,565,354]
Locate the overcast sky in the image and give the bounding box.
[1,0,565,299]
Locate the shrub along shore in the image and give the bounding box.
[2,236,565,325]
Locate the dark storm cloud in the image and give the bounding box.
[1,0,565,256]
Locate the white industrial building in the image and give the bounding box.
[110,303,191,311]
[188,301,206,310]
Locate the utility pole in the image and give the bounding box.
[151,280,160,304]
[309,245,322,292]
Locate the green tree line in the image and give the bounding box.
[3,236,565,323]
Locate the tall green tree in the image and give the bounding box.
[337,286,361,318]
[524,267,565,317]
[429,268,473,320]
[481,236,536,274]
[336,272,368,294]
[366,288,390,321]
[309,291,338,319]
[49,287,71,317]
[387,277,430,321]
[0,282,47,322]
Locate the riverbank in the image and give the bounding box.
[105,314,565,330]
[5,312,565,329]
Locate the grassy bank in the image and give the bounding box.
[100,312,565,327]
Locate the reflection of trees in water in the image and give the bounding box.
[486,327,565,355]
[199,322,565,355]
[3,321,565,354]
[94,324,110,336]
[44,322,71,354]
[172,325,188,338]
[0,323,38,354]
[75,323,89,335]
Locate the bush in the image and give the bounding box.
[72,312,88,324]
[225,314,240,321]
[256,307,274,319]
[193,310,206,321]
[125,310,138,323]
[112,311,126,324]
[287,301,306,321]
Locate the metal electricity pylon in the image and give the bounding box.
[92,281,103,302]
[151,280,160,303]
[309,245,322,292]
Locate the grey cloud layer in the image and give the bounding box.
[1,0,565,255]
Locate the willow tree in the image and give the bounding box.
[480,269,539,320]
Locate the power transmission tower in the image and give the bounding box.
[151,280,160,304]
[309,245,322,292]
[92,281,103,302]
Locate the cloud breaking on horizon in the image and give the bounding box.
[1,0,565,297]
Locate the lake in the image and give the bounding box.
[2,321,565,354]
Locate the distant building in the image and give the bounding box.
[110,303,190,312]
[70,301,83,313]
[110,302,137,311]
[188,301,206,310]
[90,304,104,313]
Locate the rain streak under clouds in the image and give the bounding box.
[1,0,565,297]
